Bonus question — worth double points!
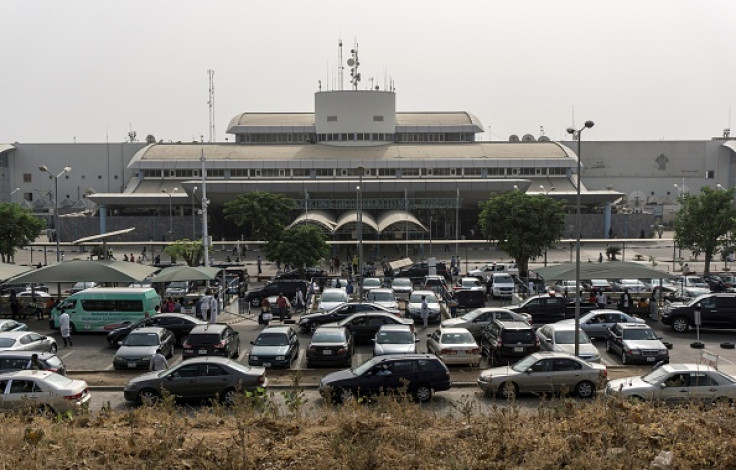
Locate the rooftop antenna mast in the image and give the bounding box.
[338,38,344,91]
[348,42,360,91]
[207,69,216,142]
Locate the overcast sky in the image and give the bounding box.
[2,0,735,144]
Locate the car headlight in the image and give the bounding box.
[250,355,259,360]
[275,356,286,361]
[659,349,668,355]
[113,355,122,361]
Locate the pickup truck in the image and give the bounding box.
[506,294,598,325]
[468,262,519,282]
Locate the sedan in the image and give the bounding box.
[248,326,300,368]
[317,288,349,312]
[605,323,669,365]
[477,351,608,399]
[298,302,400,334]
[606,363,736,403]
[362,277,383,292]
[0,331,57,354]
[373,324,418,356]
[535,323,600,363]
[364,288,399,310]
[113,327,175,370]
[106,313,206,346]
[441,307,531,338]
[454,277,485,292]
[331,312,415,343]
[0,319,28,333]
[426,327,481,366]
[123,356,267,405]
[391,277,413,298]
[306,326,354,367]
[0,370,90,414]
[612,279,650,293]
[406,290,442,324]
[556,309,645,338]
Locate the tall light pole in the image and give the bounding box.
[39,165,71,262]
[162,187,178,240]
[10,187,20,204]
[201,145,210,266]
[566,120,594,357]
[357,166,364,301]
[191,186,198,240]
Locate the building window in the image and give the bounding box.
[23,173,32,183]
[206,169,225,178]
[292,168,309,177]
[230,169,249,177]
[314,168,333,177]
[464,168,483,177]
[520,168,535,175]
[378,168,396,177]
[706,170,715,179]
[327,116,337,122]
[373,116,384,122]
[487,168,504,175]
[400,168,420,177]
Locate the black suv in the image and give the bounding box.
[396,262,450,282]
[662,293,736,333]
[182,324,241,359]
[480,320,539,365]
[319,354,451,403]
[0,351,67,375]
[243,279,309,308]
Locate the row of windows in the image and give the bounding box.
[238,133,314,143]
[142,167,569,179]
[317,133,395,142]
[23,173,119,182]
[235,132,474,144]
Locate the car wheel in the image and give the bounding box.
[138,388,160,405]
[338,387,355,404]
[414,384,433,403]
[309,322,319,335]
[605,340,612,353]
[713,396,732,406]
[232,343,241,358]
[220,388,238,406]
[49,343,57,354]
[672,317,689,333]
[575,380,595,399]
[498,381,517,400]
[621,350,628,365]
[250,297,261,308]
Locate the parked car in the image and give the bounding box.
[556,309,645,338]
[329,312,415,343]
[248,326,300,368]
[612,279,650,293]
[588,279,613,292]
[606,363,736,404]
[0,319,28,333]
[69,281,98,294]
[535,323,600,362]
[362,277,383,292]
[0,331,57,354]
[422,275,449,297]
[454,277,485,292]
[106,313,206,347]
[405,290,442,324]
[477,351,607,399]
[319,354,451,403]
[372,324,418,356]
[441,307,530,338]
[661,293,736,333]
[123,356,267,405]
[164,281,192,297]
[390,277,413,298]
[364,288,399,310]
[396,262,449,282]
[605,323,669,365]
[112,327,175,370]
[182,324,241,359]
[507,294,598,325]
[487,272,515,299]
[298,302,400,334]
[453,289,487,310]
[468,262,519,282]
[243,279,309,308]
[480,319,539,365]
[0,370,90,414]
[671,275,710,289]
[426,327,481,366]
[0,351,67,375]
[306,326,353,367]
[317,288,349,312]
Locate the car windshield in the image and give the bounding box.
[124,333,160,347]
[512,355,538,372]
[321,291,347,302]
[353,359,379,376]
[641,367,671,385]
[393,279,411,287]
[441,332,475,344]
[187,333,221,345]
[409,292,437,303]
[462,279,481,287]
[495,275,512,283]
[363,279,381,287]
[254,332,289,346]
[369,291,394,302]
[622,328,658,340]
[0,338,16,347]
[554,330,591,344]
[168,281,188,289]
[312,331,346,343]
[459,310,481,321]
[376,330,413,344]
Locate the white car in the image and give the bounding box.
[391,277,413,299]
[364,288,399,310]
[0,370,91,414]
[373,324,418,356]
[535,323,600,363]
[613,279,650,293]
[317,288,349,312]
[406,290,442,324]
[454,277,485,292]
[361,277,383,292]
[426,327,481,366]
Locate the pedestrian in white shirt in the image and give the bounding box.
[201,290,213,322]
[209,292,219,323]
[59,309,72,347]
[149,348,168,371]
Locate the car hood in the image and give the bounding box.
[375,343,416,355]
[126,370,163,387]
[555,343,598,357]
[440,318,468,328]
[623,339,665,350]
[250,345,290,356]
[374,301,399,309]
[320,368,356,386]
[116,345,159,357]
[392,286,413,293]
[478,365,521,382]
[607,376,653,396]
[407,302,441,312]
[318,301,345,311]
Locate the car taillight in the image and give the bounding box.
[497,338,503,347]
[440,349,457,355]
[182,342,191,349]
[535,336,540,347]
[338,348,347,354]
[214,341,226,349]
[600,369,608,378]
[64,388,87,401]
[257,375,266,384]
[469,348,480,355]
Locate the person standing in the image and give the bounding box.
[59,308,72,347]
[26,353,41,370]
[596,291,607,309]
[257,256,262,275]
[149,348,168,371]
[275,293,289,321]
[420,295,429,329]
[619,288,632,314]
[201,289,213,322]
[9,290,19,320]
[295,288,305,313]
[528,280,535,297]
[209,292,219,323]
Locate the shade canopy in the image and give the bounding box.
[149,266,222,283]
[0,263,33,282]
[533,261,676,281]
[5,260,158,284]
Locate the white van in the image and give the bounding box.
[488,272,515,299]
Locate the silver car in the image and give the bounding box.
[535,323,600,362]
[0,370,90,414]
[477,351,607,399]
[606,363,736,403]
[0,331,57,354]
[113,327,175,370]
[0,320,28,333]
[391,277,413,299]
[426,327,481,366]
[556,309,645,338]
[373,324,418,356]
[365,288,399,310]
[441,307,531,338]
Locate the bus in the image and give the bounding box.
[49,288,161,333]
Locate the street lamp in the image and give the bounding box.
[10,187,20,204]
[162,187,178,240]
[191,186,198,240]
[39,165,71,262]
[356,166,364,301]
[566,120,595,357]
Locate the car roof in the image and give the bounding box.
[0,369,55,379]
[260,325,294,334]
[661,363,718,373]
[494,319,533,329]
[190,323,229,333]
[0,331,32,338]
[410,290,437,296]
[438,327,473,334]
[617,323,653,329]
[0,350,56,359]
[129,327,168,334]
[529,351,584,360]
[322,287,347,294]
[586,309,626,315]
[368,288,393,293]
[175,356,234,365]
[377,324,413,332]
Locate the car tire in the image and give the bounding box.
[713,396,732,406]
[138,388,160,405]
[309,322,319,335]
[498,381,517,400]
[220,387,238,406]
[575,380,595,399]
[49,343,57,354]
[672,317,689,333]
[621,351,628,365]
[605,340,612,353]
[414,384,433,403]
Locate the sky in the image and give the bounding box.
[2,0,735,144]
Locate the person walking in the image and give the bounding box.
[9,290,19,320]
[275,293,289,321]
[141,245,148,261]
[201,289,213,322]
[295,288,305,313]
[149,348,168,371]
[596,291,607,309]
[528,280,535,297]
[209,292,219,323]
[619,288,632,314]
[59,308,72,347]
[420,295,429,329]
[257,256,262,275]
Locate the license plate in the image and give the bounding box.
[514,347,524,352]
[323,350,333,355]
[128,362,137,368]
[646,356,655,362]
[198,349,208,355]
[263,362,272,368]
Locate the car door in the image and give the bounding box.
[607,325,624,355]
[361,362,399,396]
[5,379,40,410]
[687,372,721,403]
[551,358,585,393]
[523,358,555,393]
[22,333,47,352]
[195,363,232,399]
[656,373,691,403]
[582,313,608,338]
[696,296,719,327]
[162,362,205,398]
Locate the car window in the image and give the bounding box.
[530,359,552,372]
[206,364,228,377]
[553,359,582,371]
[19,335,31,345]
[0,380,7,393]
[124,333,161,346]
[663,373,690,387]
[171,364,202,378]
[690,373,718,387]
[417,359,441,372]
[348,316,368,326]
[255,333,288,346]
[368,318,386,327]
[622,328,657,341]
[700,297,716,309]
[8,380,36,394]
[188,333,221,345]
[392,360,415,375]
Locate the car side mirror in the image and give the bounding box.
[660,383,667,389]
[414,339,420,343]
[250,340,255,345]
[426,334,432,338]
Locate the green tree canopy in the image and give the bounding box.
[223,192,296,241]
[674,186,736,275]
[0,204,45,263]
[263,224,330,272]
[478,191,566,278]
[164,239,210,267]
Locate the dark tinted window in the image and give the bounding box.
[417,359,443,372]
[0,358,28,370]
[503,329,535,343]
[530,359,552,372]
[206,364,228,376]
[172,364,202,378]
[553,359,582,371]
[81,299,143,312]
[187,333,222,345]
[691,373,718,386]
[716,296,736,308]
[392,360,415,375]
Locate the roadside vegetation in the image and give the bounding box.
[6,390,736,469]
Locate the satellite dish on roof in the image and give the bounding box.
[347,58,355,66]
[522,134,536,142]
[509,134,520,142]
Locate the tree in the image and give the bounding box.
[263,225,330,271]
[0,204,45,263]
[478,192,566,278]
[223,192,296,241]
[164,239,210,266]
[606,246,622,261]
[674,186,736,275]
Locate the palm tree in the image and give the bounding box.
[606,246,622,261]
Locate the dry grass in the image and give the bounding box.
[5,392,736,469]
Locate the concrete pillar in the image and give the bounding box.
[603,203,612,239]
[99,205,107,234]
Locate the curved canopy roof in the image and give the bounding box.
[288,211,337,231]
[377,210,428,232]
[334,211,379,232]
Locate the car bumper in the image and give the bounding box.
[183,349,229,359]
[248,356,292,368]
[113,358,150,370]
[437,353,481,366]
[623,353,669,365]
[306,351,351,365]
